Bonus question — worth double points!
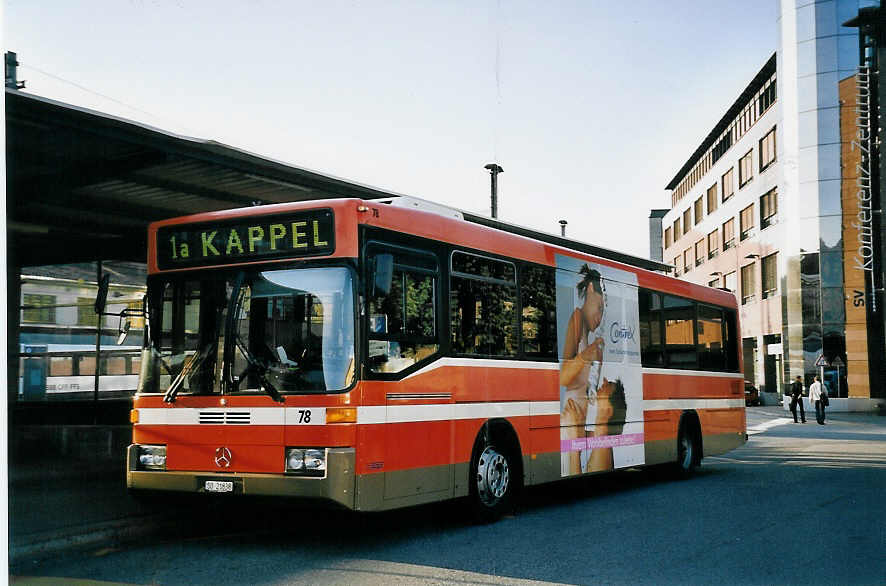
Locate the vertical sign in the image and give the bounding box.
[556,255,644,477]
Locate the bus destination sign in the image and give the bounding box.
[156,209,335,269]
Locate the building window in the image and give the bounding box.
[724,271,737,293]
[683,249,692,273]
[759,127,776,172]
[707,183,718,214]
[760,188,777,229]
[757,78,776,115]
[683,209,691,233]
[723,218,735,250]
[740,204,755,241]
[707,229,719,259]
[127,300,146,329]
[22,294,56,324]
[673,218,681,240]
[708,277,720,288]
[673,257,681,276]
[722,168,735,202]
[694,197,703,225]
[739,150,753,187]
[78,296,100,327]
[664,226,672,250]
[761,253,778,299]
[712,132,732,165]
[694,240,705,266]
[741,263,756,304]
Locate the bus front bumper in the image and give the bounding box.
[126,445,356,510]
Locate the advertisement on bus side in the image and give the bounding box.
[556,255,645,476]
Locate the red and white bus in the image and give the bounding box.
[127,197,746,518]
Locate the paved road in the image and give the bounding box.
[11,408,886,585]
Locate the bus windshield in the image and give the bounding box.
[138,266,355,398]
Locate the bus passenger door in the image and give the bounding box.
[365,242,449,502]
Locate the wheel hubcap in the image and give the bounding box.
[680,435,693,469]
[476,446,509,506]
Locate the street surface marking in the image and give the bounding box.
[747,417,793,435]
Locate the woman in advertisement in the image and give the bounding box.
[559,261,641,476]
[560,265,606,475]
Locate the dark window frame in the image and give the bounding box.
[722,167,735,202]
[723,218,736,250]
[448,249,525,361]
[741,263,756,305]
[639,288,739,372]
[759,126,776,173]
[740,204,755,241]
[738,150,753,188]
[761,253,778,299]
[362,234,445,381]
[760,188,778,229]
[707,229,719,259]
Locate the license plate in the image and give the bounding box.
[204,480,234,493]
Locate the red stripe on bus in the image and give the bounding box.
[643,373,742,400]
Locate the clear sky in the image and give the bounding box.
[4,0,776,258]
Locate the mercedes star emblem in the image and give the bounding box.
[214,446,232,468]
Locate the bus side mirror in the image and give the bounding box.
[95,273,111,315]
[117,296,146,345]
[117,317,131,345]
[373,253,393,296]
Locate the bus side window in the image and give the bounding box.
[639,289,665,366]
[662,294,697,368]
[520,264,556,359]
[367,247,439,374]
[723,309,739,372]
[697,304,725,370]
[450,251,518,357]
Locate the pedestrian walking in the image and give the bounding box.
[808,375,827,425]
[789,375,806,423]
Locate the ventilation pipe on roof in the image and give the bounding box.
[484,163,503,219]
[5,51,25,89]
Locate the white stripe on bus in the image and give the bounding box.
[403,357,559,380]
[643,399,745,410]
[136,398,743,426]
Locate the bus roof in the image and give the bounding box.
[146,196,715,300]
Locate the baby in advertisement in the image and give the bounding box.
[558,259,644,476]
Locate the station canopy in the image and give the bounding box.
[6,88,668,272]
[6,88,404,267]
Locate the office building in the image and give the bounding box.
[655,0,883,408]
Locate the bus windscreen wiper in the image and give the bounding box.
[163,343,213,403]
[230,333,283,403]
[224,273,284,403]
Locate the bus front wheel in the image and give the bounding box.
[469,430,518,521]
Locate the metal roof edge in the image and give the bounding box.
[664,52,777,191]
[461,212,672,273]
[5,88,411,200]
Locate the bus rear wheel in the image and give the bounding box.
[674,422,700,477]
[469,431,518,521]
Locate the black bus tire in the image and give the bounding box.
[674,420,700,478]
[469,427,519,522]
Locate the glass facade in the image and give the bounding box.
[778,0,884,399]
[659,1,883,403]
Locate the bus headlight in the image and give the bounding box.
[137,445,167,470]
[285,447,326,477]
